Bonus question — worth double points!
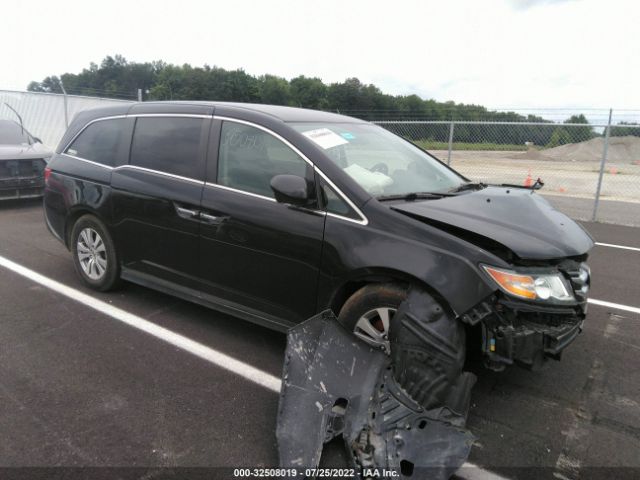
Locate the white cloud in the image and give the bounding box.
[0,0,638,110]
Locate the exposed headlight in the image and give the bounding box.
[482,265,573,302]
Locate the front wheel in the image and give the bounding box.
[337,283,408,354]
[70,214,121,291]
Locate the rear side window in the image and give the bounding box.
[65,119,128,166]
[218,121,312,199]
[130,117,204,178]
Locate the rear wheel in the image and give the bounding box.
[70,214,121,291]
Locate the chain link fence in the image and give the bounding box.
[375,119,640,226]
[1,89,638,226]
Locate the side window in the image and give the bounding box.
[65,119,128,166]
[218,121,312,199]
[130,117,204,178]
[320,178,359,219]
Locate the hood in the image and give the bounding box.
[391,187,594,260]
[0,143,53,161]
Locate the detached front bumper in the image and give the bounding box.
[463,296,587,371]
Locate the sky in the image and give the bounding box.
[1,0,639,115]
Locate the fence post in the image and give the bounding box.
[447,121,455,166]
[592,108,613,221]
[137,89,142,102]
[59,79,69,129]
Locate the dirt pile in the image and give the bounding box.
[517,135,640,163]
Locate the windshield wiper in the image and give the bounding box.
[498,178,545,190]
[377,192,448,202]
[449,181,487,193]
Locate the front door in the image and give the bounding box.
[198,119,325,326]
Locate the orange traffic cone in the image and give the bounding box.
[524,169,533,187]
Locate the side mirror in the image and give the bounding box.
[270,174,311,206]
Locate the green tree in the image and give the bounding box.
[257,75,291,105]
[290,76,328,109]
[610,122,640,137]
[563,114,594,143]
[546,127,573,148]
[26,54,582,147]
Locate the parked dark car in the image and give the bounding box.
[43,102,593,371]
[0,119,52,200]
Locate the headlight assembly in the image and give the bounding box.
[482,265,573,302]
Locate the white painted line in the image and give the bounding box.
[459,463,511,480]
[588,298,640,316]
[595,242,640,252]
[0,253,508,479]
[0,254,282,393]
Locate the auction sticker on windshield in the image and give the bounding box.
[302,128,349,150]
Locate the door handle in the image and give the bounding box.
[176,206,199,219]
[199,212,221,224]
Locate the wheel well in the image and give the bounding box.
[329,272,454,317]
[64,209,96,248]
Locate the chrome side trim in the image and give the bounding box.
[61,153,114,170]
[130,113,211,119]
[114,165,204,185]
[314,166,368,226]
[214,116,369,226]
[61,153,204,185]
[204,182,277,202]
[62,113,210,153]
[214,115,314,168]
[62,112,369,226]
[62,115,128,153]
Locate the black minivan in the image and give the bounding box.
[43,101,593,371]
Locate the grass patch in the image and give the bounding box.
[414,140,530,151]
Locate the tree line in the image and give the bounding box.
[28,55,637,147]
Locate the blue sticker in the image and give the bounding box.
[340,132,355,140]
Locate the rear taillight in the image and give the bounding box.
[44,166,52,184]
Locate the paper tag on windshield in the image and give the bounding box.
[302,128,349,150]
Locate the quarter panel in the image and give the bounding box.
[43,155,114,246]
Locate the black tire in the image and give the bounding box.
[389,288,471,412]
[70,214,121,291]
[337,283,408,353]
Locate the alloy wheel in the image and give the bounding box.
[77,227,107,280]
[353,307,396,354]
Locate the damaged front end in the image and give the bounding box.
[462,259,590,371]
[278,290,477,479]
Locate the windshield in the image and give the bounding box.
[0,121,32,145]
[290,122,464,197]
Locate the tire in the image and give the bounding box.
[70,214,121,291]
[337,283,409,354]
[389,288,471,412]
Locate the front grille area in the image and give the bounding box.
[0,186,43,199]
[0,158,46,178]
[0,159,46,199]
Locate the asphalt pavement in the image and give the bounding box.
[0,199,638,480]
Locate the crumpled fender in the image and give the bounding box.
[277,310,475,479]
